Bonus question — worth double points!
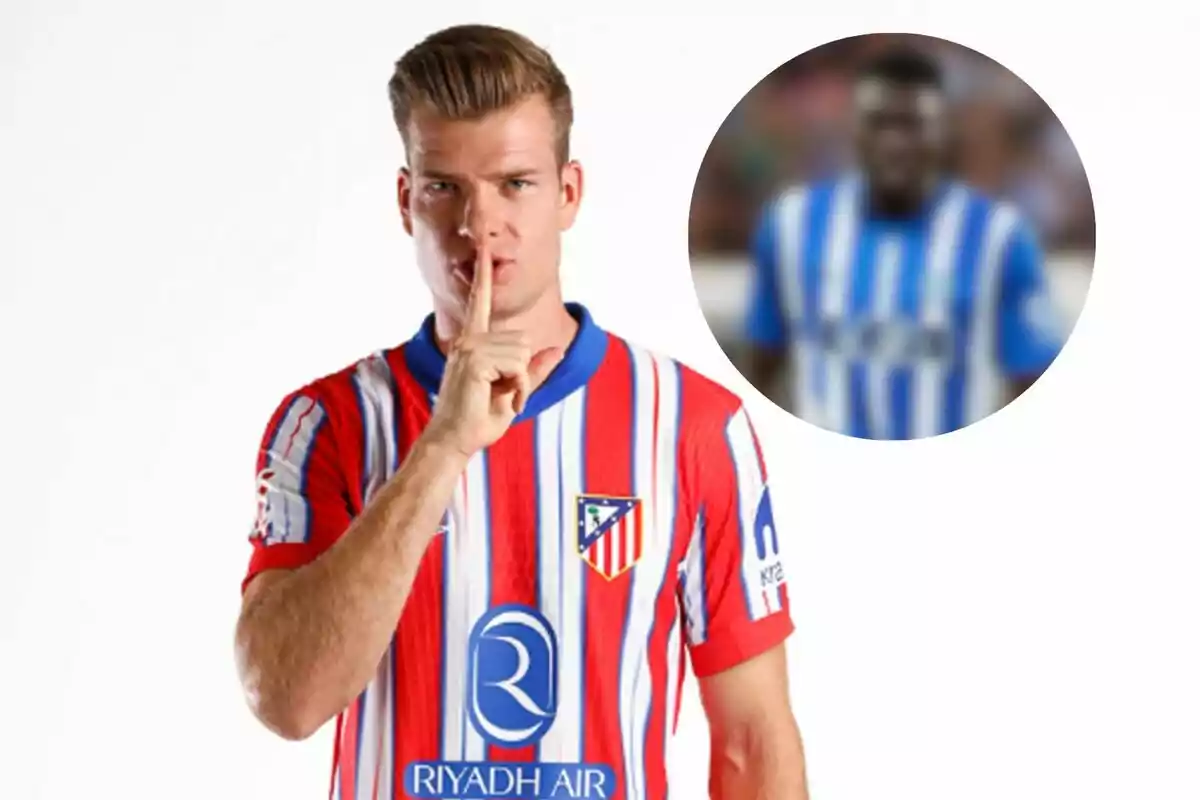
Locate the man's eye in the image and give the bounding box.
[426,181,453,194]
[507,178,532,190]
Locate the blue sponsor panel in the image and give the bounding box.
[404,761,617,799]
[467,604,559,747]
[406,604,618,798]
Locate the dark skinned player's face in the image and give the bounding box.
[854,79,946,201]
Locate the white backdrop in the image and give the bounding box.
[2,3,1198,799]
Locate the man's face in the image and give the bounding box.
[399,95,582,325]
[854,79,946,197]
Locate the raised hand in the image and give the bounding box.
[423,244,564,458]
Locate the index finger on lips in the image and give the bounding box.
[465,241,493,335]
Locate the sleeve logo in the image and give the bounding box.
[249,468,277,544]
[754,488,786,591]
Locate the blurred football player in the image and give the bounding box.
[745,47,1065,439]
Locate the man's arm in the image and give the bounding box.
[996,217,1066,405]
[700,645,808,800]
[680,398,805,797]
[235,434,466,741]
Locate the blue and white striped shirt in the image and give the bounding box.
[745,172,1064,439]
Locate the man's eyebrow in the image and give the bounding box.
[413,164,546,180]
[413,169,461,181]
[491,168,542,181]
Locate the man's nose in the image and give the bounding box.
[457,189,503,243]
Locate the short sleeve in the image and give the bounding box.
[680,404,794,678]
[242,391,353,593]
[996,221,1065,377]
[743,199,788,348]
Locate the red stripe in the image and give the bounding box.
[672,628,687,734]
[774,576,791,621]
[682,368,753,634]
[618,515,628,573]
[385,350,444,787]
[339,699,360,800]
[581,339,635,792]
[281,396,319,459]
[484,420,539,764]
[634,501,643,562]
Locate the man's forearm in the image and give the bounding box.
[710,719,809,800]
[235,435,467,740]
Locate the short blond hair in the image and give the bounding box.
[388,24,574,165]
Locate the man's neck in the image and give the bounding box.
[868,173,940,218]
[432,292,580,358]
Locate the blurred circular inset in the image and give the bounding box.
[689,33,1094,440]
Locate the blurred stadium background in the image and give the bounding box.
[689,33,1095,366]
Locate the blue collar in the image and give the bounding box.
[403,302,609,422]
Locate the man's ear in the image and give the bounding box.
[558,159,583,231]
[398,167,414,237]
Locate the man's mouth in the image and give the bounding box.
[455,257,515,283]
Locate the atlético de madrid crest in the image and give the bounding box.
[576,494,644,580]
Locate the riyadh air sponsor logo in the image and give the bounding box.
[403,605,616,799]
[406,762,614,799]
[468,605,559,747]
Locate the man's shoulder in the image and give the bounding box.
[265,344,410,421]
[951,180,1028,228]
[759,175,842,221]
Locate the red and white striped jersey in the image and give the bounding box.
[244,304,793,800]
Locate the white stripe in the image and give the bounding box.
[560,389,586,764]
[868,234,904,439]
[727,407,771,620]
[377,646,394,800]
[345,354,399,800]
[773,187,820,422]
[966,205,1020,424]
[354,662,385,800]
[261,397,327,545]
[440,455,490,763]
[462,455,490,765]
[538,390,587,764]
[819,176,861,434]
[331,764,341,800]
[440,473,467,762]
[662,614,683,774]
[681,512,707,646]
[353,353,398,502]
[620,349,681,800]
[774,187,808,327]
[913,186,969,438]
[534,402,563,763]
